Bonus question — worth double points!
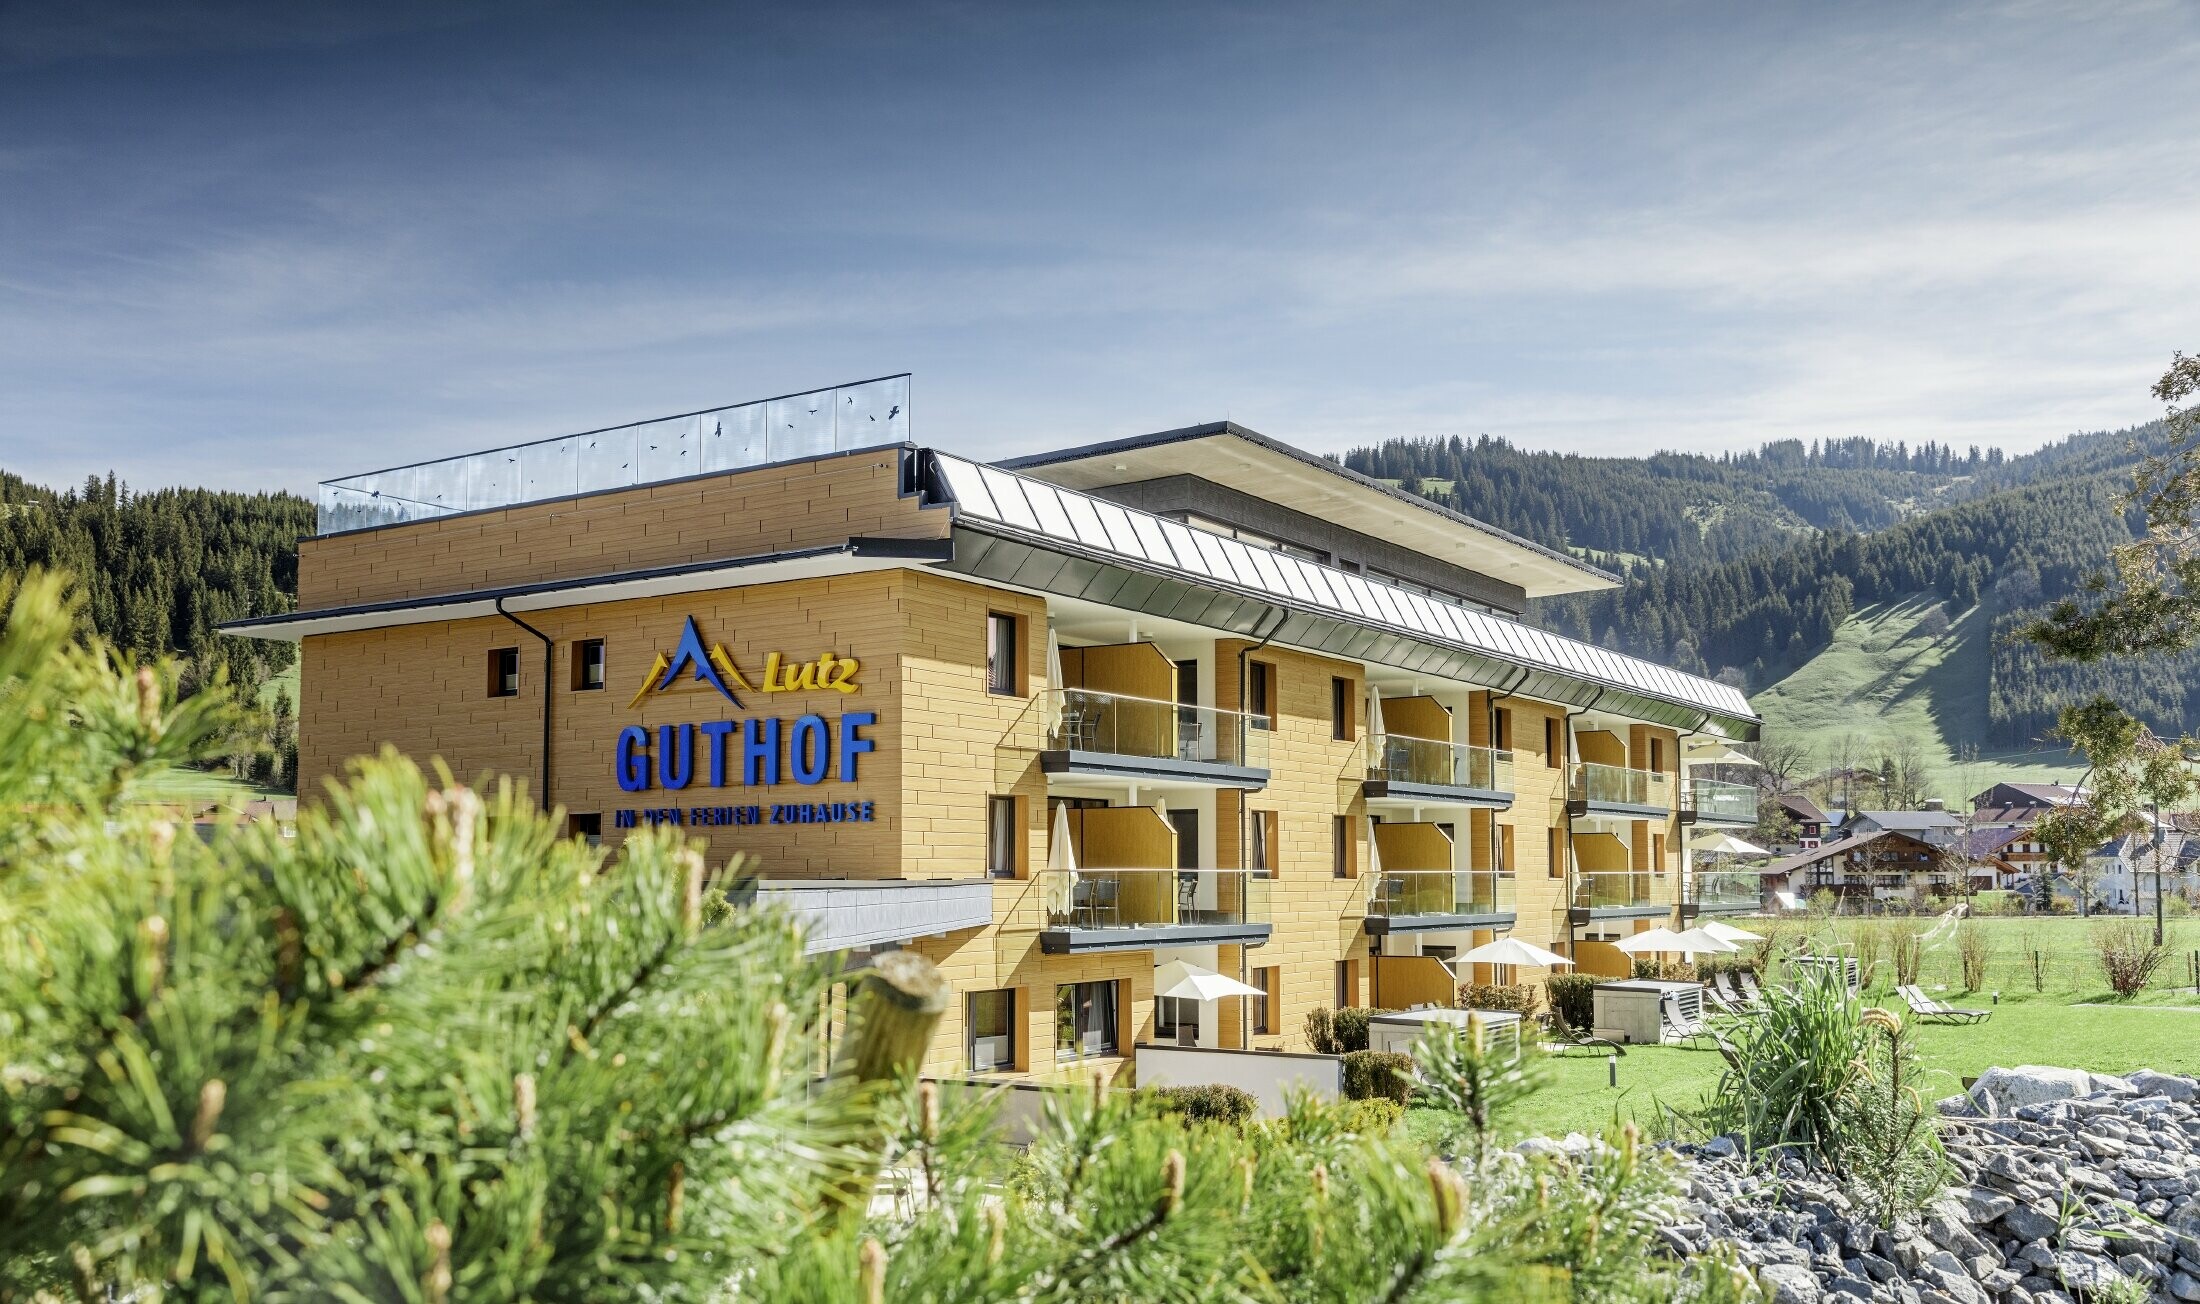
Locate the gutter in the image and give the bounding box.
[494,597,554,814]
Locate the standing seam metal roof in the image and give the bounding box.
[923,452,1756,726]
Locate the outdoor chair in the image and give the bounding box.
[1660,1000,1716,1049]
[1700,981,1756,1020]
[1718,971,1759,1009]
[1735,970,1767,1004]
[1896,984,1990,1025]
[1539,1010,1624,1057]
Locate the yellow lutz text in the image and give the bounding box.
[759,650,860,694]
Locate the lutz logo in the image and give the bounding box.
[628,616,860,709]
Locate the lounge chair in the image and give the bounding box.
[1661,1000,1716,1048]
[1735,969,1767,1005]
[1896,984,1990,1025]
[1540,1010,1624,1058]
[1700,981,1755,1019]
[1715,971,1756,1008]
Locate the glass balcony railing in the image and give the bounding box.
[1366,870,1515,919]
[1568,762,1672,810]
[1686,869,1762,912]
[1684,778,1758,824]
[1367,733,1514,795]
[1572,871,1668,911]
[314,374,911,535]
[1038,869,1268,932]
[1045,688,1271,771]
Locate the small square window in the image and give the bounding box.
[572,639,606,691]
[1249,809,1279,877]
[1495,706,1513,752]
[1252,966,1280,1035]
[1331,677,1352,741]
[488,647,520,698]
[986,613,1019,696]
[969,989,1017,1072]
[1248,661,1274,728]
[1332,814,1353,878]
[567,812,602,846]
[1543,717,1561,768]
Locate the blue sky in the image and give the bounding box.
[4,1,2198,494]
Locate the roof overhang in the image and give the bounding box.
[218,537,952,642]
[1000,423,1616,598]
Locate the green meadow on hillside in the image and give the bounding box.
[1753,594,2082,798]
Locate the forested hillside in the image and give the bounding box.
[0,470,312,787]
[1353,424,2199,753]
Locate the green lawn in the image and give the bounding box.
[1407,915,2200,1146]
[1753,594,2084,796]
[130,765,292,806]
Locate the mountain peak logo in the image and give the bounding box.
[630,616,746,709]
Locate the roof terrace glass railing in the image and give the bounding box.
[1367,733,1513,795]
[1045,688,1271,771]
[314,374,910,535]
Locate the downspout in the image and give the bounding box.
[1485,666,1533,932]
[1559,703,1591,959]
[1232,607,1288,1038]
[495,598,554,814]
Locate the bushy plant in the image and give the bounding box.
[1955,921,1993,991]
[2093,919,2169,996]
[1341,1050,1416,1103]
[1887,917,1925,985]
[1410,1018,1547,1163]
[1838,1009,1952,1227]
[1629,957,1696,981]
[1143,1083,1259,1128]
[1334,1097,1405,1135]
[1305,1005,1377,1054]
[1457,982,1537,1013]
[1544,974,1599,1032]
[1808,887,1841,917]
[1845,918,1885,986]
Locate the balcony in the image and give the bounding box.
[1566,761,1673,819]
[1364,870,1516,935]
[1037,869,1272,953]
[1681,869,1763,917]
[1681,778,1758,827]
[1042,688,1270,788]
[1363,733,1514,808]
[1568,870,1671,922]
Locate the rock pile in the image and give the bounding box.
[1642,1065,2200,1303]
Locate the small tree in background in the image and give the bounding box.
[1411,1019,1549,1165]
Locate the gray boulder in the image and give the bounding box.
[1969,1066,2101,1116]
[1758,1262,1824,1304]
[2131,1069,2200,1102]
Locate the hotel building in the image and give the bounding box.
[226,376,1760,1080]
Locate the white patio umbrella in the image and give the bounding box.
[1613,926,1689,955]
[1366,685,1386,740]
[1045,803,1078,918]
[1154,959,1266,1002]
[1044,627,1065,734]
[1455,937,1573,969]
[1685,740,1760,766]
[1691,831,1771,856]
[1672,927,1741,956]
[1698,919,1765,944]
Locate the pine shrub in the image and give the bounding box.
[1143,1084,1259,1128]
[1340,1050,1416,1103]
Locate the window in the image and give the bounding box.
[986,613,1020,695]
[1331,676,1352,740]
[1544,717,1562,768]
[1155,994,1199,1043]
[1252,966,1280,1035]
[968,990,1016,1072]
[1494,707,1513,752]
[1171,512,1328,563]
[1648,738,1665,771]
[567,812,602,846]
[986,796,1018,878]
[1248,661,1274,728]
[1248,809,1279,877]
[1332,815,1353,878]
[1497,824,1516,874]
[487,647,520,698]
[1056,981,1120,1060]
[1334,960,1357,1010]
[571,638,605,691]
[1652,832,1667,875]
[1547,828,1566,879]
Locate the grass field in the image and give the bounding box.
[1753,594,2083,797]
[1407,914,2200,1147]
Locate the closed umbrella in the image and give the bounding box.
[1046,803,1078,919]
[1154,959,1266,1002]
[1455,937,1573,969]
[1044,627,1065,735]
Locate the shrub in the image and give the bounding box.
[1545,974,1599,1031]
[1694,965,1867,1164]
[1410,1018,1546,1162]
[1458,982,1537,1013]
[1845,919,1884,987]
[1955,922,1992,991]
[1887,918,1925,985]
[2093,919,2169,997]
[1630,958,1696,982]
[2168,894,2194,917]
[1335,1097,1404,1135]
[1809,888,1841,917]
[1143,1083,1258,1128]
[1304,1006,1376,1055]
[1340,1050,1415,1103]
[1841,1008,1953,1226]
